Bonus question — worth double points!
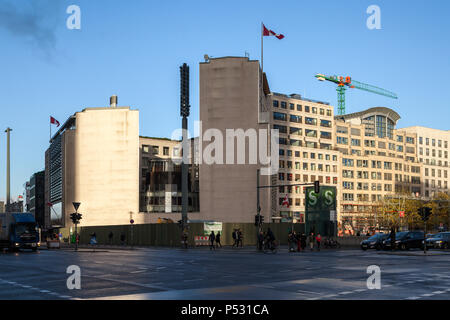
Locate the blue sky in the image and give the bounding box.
[0,0,449,201]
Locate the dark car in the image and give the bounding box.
[360,233,388,250]
[425,232,450,249]
[383,231,425,250]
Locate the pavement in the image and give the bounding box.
[1,246,450,300]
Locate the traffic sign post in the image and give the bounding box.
[72,202,82,252]
[130,217,134,249]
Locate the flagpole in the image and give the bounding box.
[49,117,51,143]
[261,22,264,75]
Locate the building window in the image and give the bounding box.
[273,112,287,121]
[290,115,302,123]
[273,100,279,108]
[281,101,287,109]
[152,146,159,155]
[289,103,295,110]
[163,147,169,156]
[296,104,302,111]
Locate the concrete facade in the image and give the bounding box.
[398,126,450,198]
[199,57,272,223]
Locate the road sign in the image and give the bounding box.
[73,202,81,211]
[130,219,134,224]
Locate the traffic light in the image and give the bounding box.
[255,215,259,226]
[314,180,320,194]
[418,207,433,222]
[260,215,264,224]
[70,213,77,224]
[177,220,183,228]
[77,213,82,221]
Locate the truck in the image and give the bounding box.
[0,212,40,252]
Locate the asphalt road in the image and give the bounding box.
[1,246,450,300]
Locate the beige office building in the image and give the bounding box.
[398,126,450,198]
[45,97,140,228]
[335,108,422,232]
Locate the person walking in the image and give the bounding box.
[316,233,322,251]
[308,232,315,251]
[232,229,237,247]
[296,232,301,252]
[120,232,126,246]
[300,233,307,251]
[389,227,396,250]
[209,231,216,250]
[215,231,222,248]
[257,230,264,251]
[238,229,243,247]
[108,231,114,245]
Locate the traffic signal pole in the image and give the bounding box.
[180,63,190,244]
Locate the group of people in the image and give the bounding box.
[232,229,244,247]
[288,231,322,252]
[107,231,127,245]
[208,231,222,250]
[257,228,276,251]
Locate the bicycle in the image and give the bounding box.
[263,239,278,253]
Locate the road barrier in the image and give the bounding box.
[194,236,209,246]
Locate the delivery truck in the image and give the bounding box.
[0,212,40,252]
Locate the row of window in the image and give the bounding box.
[419,148,448,158]
[272,100,333,117]
[279,162,338,173]
[273,112,332,128]
[278,175,338,185]
[424,168,448,178]
[424,179,449,189]
[279,150,338,160]
[142,145,171,156]
[419,137,449,148]
[419,159,449,167]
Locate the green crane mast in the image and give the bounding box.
[315,74,398,115]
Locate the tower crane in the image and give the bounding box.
[315,74,398,115]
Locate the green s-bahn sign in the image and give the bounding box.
[305,186,337,237]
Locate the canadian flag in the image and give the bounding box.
[263,24,285,40]
[50,116,60,127]
[282,194,290,208]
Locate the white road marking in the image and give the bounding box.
[40,290,50,293]
[338,291,353,295]
[130,270,147,274]
[421,293,435,297]
[354,288,367,292]
[405,296,421,300]
[432,291,445,294]
[322,294,338,298]
[297,289,321,295]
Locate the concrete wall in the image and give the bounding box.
[73,107,140,226]
[71,223,306,247]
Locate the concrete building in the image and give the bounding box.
[28,171,45,228]
[398,126,450,198]
[45,97,140,229]
[270,93,341,223]
[335,107,422,233]
[199,56,272,223]
[0,201,4,213]
[139,136,199,216]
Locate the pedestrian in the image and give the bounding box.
[215,231,222,248]
[90,232,97,245]
[288,231,296,252]
[257,230,264,251]
[300,233,307,251]
[296,232,301,252]
[209,231,215,250]
[108,231,113,245]
[309,232,315,251]
[316,233,322,251]
[232,229,237,247]
[389,227,396,250]
[238,229,243,247]
[120,232,126,245]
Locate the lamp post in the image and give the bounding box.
[5,128,12,211]
[180,63,190,239]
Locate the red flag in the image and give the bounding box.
[282,194,290,208]
[263,24,284,39]
[50,116,60,127]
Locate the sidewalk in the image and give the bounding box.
[376,250,450,256]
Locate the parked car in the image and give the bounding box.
[360,233,388,251]
[426,233,436,239]
[424,232,450,249]
[383,231,425,250]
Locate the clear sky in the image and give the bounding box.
[0,0,449,201]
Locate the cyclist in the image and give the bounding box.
[266,228,276,250]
